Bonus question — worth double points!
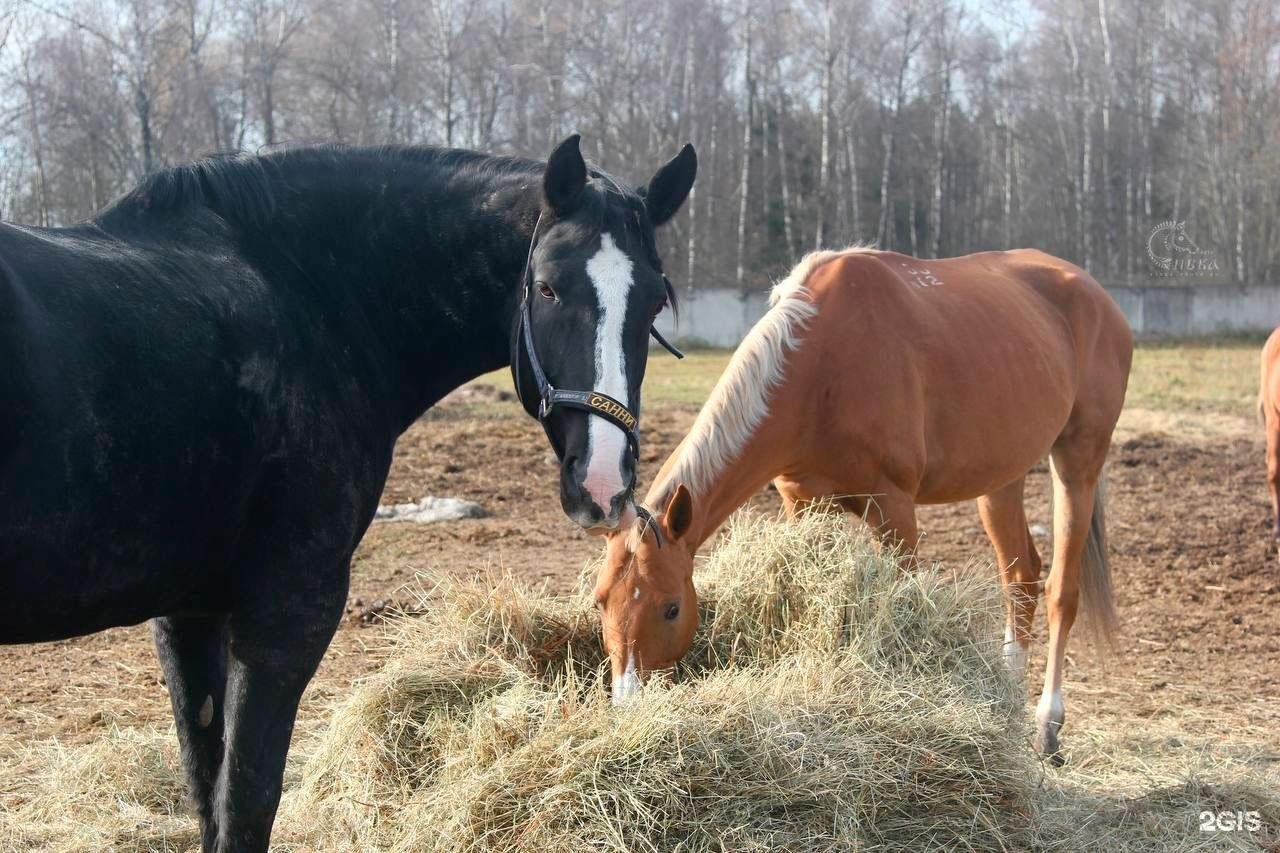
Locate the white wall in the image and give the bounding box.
[654,284,1279,348]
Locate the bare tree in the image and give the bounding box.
[2,0,1276,284]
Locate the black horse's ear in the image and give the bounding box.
[642,144,697,227]
[543,134,587,217]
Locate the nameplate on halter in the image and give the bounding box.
[589,394,637,431]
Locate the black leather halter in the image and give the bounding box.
[514,211,684,461]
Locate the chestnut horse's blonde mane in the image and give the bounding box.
[638,248,870,537]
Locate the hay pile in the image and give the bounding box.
[281,512,1034,852]
[0,720,195,851]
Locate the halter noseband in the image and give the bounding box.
[514,210,684,462]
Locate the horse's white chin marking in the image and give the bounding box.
[612,652,641,704]
[582,233,633,513]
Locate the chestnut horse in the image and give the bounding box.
[595,247,1133,761]
[1259,327,1280,547]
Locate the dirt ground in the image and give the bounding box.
[2,375,1278,769]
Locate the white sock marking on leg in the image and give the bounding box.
[1003,623,1028,682]
[1036,690,1064,727]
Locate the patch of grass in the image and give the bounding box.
[467,348,732,411]
[1126,340,1260,420]
[469,338,1263,427]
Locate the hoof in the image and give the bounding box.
[1035,692,1065,765]
[1035,723,1064,765]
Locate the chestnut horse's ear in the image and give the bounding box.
[543,134,587,217]
[642,144,697,227]
[663,484,694,541]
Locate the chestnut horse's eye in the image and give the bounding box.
[663,602,680,621]
[537,281,557,301]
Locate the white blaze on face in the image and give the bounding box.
[582,232,634,514]
[612,651,642,704]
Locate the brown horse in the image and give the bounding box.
[1259,327,1280,547]
[595,247,1133,760]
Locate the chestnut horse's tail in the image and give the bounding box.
[1081,468,1119,647]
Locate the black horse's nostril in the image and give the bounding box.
[607,469,637,519]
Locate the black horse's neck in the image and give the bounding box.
[99,147,544,434]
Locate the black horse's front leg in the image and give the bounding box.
[210,569,346,853]
[152,614,230,850]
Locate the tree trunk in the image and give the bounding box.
[21,53,49,226]
[814,0,834,249]
[844,122,861,242]
[734,6,753,294]
[877,117,896,249]
[930,75,950,257]
[1097,0,1115,274]
[683,28,698,287]
[777,91,797,258]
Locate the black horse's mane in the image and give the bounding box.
[98,143,674,312]
[104,145,649,234]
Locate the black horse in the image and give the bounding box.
[0,135,695,851]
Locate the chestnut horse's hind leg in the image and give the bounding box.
[977,477,1042,683]
[1266,412,1280,545]
[152,614,229,851]
[1037,442,1108,764]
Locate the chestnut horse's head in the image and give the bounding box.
[594,484,699,702]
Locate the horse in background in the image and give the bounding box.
[1259,327,1280,552]
[594,247,1133,762]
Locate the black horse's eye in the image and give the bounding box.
[537,282,557,301]
[654,298,667,318]
[663,602,680,621]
